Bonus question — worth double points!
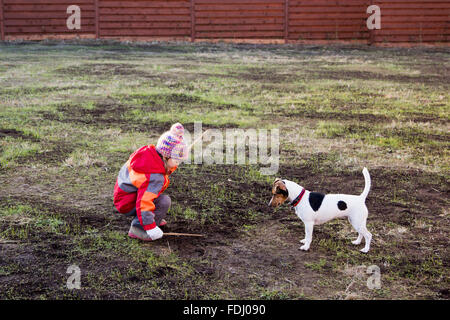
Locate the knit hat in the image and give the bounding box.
[156,123,187,162]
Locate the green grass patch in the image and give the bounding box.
[0,138,40,168]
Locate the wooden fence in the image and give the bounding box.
[0,0,448,46]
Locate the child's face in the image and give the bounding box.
[164,158,179,173]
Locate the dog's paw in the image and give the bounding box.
[299,245,310,251]
[300,239,306,244]
[352,239,362,245]
[360,248,369,253]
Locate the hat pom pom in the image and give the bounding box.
[170,123,184,140]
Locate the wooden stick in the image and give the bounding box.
[0,239,19,244]
[164,232,204,237]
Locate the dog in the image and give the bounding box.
[268,168,372,253]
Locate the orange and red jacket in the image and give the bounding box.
[113,144,176,231]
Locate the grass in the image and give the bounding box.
[0,41,448,299]
[0,138,40,168]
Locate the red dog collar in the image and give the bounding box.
[291,188,306,207]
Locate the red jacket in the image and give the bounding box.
[113,145,176,231]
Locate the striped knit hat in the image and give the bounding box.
[156,123,187,162]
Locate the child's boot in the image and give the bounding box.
[128,225,152,241]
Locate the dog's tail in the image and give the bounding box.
[360,167,371,200]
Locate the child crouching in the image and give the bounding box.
[113,123,187,241]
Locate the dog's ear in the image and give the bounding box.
[272,178,283,192]
[277,185,288,197]
[274,179,288,197]
[273,178,284,187]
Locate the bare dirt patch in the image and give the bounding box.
[55,63,159,79]
[40,100,162,133]
[230,64,449,88]
[0,128,75,166]
[401,112,449,124]
[0,85,91,97]
[237,67,298,82]
[0,128,39,142]
[275,110,390,123]
[20,142,75,166]
[307,69,449,87]
[40,98,242,133]
[122,92,242,112]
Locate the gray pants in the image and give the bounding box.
[126,194,171,231]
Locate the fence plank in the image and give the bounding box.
[368,0,374,45]
[100,8,190,14]
[100,14,191,22]
[196,31,284,38]
[196,24,283,31]
[100,28,190,36]
[5,18,95,26]
[197,17,284,25]
[284,0,288,42]
[95,0,99,38]
[0,0,4,40]
[6,26,95,33]
[3,0,93,3]
[100,1,191,8]
[4,12,96,19]
[196,0,284,3]
[191,0,195,41]
[4,4,96,11]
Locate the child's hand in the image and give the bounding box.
[146,226,163,240]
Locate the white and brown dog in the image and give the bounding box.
[269,168,372,253]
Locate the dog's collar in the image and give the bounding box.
[290,188,306,207]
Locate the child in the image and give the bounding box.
[113,123,187,241]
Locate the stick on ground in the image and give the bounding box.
[164,232,204,237]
